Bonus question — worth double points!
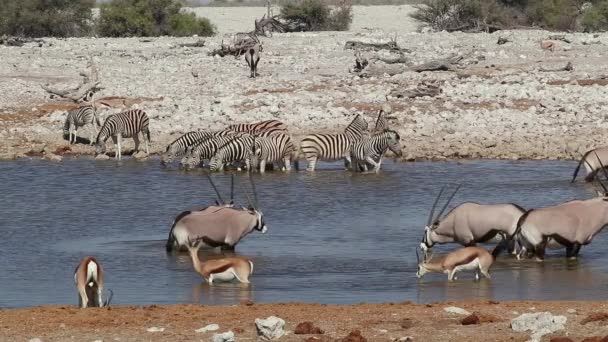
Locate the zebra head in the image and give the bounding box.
[209,152,225,172]
[385,130,402,157]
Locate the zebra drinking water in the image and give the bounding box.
[63,105,101,145]
[299,114,369,171]
[161,130,236,165]
[95,109,151,160]
[250,133,297,173]
[209,135,257,172]
[350,129,402,173]
[181,133,246,169]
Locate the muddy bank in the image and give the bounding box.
[1,6,607,162]
[2,301,608,341]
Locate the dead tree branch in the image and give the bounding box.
[41,55,101,102]
[390,83,442,98]
[538,61,574,72]
[178,39,206,48]
[208,33,261,58]
[411,53,470,72]
[344,40,410,53]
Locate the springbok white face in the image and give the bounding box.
[416,263,429,279]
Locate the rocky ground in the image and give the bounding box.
[1,5,607,162]
[3,301,608,341]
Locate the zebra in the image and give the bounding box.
[299,114,369,171]
[350,129,402,173]
[227,119,288,134]
[162,130,235,165]
[95,109,151,161]
[245,44,261,78]
[250,132,297,173]
[63,105,101,145]
[209,135,258,172]
[181,133,247,169]
[373,109,389,133]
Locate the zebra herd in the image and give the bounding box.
[62,101,403,170]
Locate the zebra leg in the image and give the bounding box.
[306,155,317,171]
[260,160,266,174]
[69,126,75,144]
[116,134,122,160]
[133,134,141,154]
[365,156,381,173]
[284,156,291,171]
[89,126,95,146]
[144,129,150,154]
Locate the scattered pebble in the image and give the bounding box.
[196,324,220,333]
[294,321,324,334]
[146,327,165,333]
[255,316,285,341]
[212,331,235,342]
[511,312,567,342]
[444,306,471,315]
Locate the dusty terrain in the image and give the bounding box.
[3,301,608,341]
[1,5,607,161]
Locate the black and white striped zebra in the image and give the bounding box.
[209,134,258,172]
[251,132,297,173]
[161,130,235,165]
[95,109,151,160]
[227,119,288,135]
[63,105,101,145]
[373,109,389,133]
[350,129,402,173]
[299,114,369,171]
[181,133,246,169]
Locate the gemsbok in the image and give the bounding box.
[420,184,526,256]
[571,147,608,182]
[73,256,112,308]
[517,152,608,261]
[186,237,253,284]
[166,174,267,252]
[416,246,495,281]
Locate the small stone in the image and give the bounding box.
[212,331,235,342]
[255,316,285,341]
[146,327,165,332]
[461,313,480,325]
[581,312,608,325]
[511,312,567,341]
[567,309,576,314]
[550,338,574,342]
[294,322,324,334]
[444,306,471,315]
[29,339,43,342]
[196,324,220,333]
[400,318,414,329]
[340,329,367,342]
[95,154,110,160]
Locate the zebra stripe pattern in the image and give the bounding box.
[209,134,256,172]
[181,133,246,169]
[63,105,100,145]
[162,130,235,165]
[95,109,151,160]
[227,119,288,134]
[350,129,402,173]
[251,132,297,173]
[299,114,369,171]
[373,109,389,133]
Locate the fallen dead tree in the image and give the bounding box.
[208,33,261,57]
[351,52,475,77]
[41,55,101,102]
[344,39,410,53]
[390,82,442,98]
[0,35,46,47]
[178,39,206,48]
[538,61,573,72]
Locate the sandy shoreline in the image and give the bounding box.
[2,300,608,341]
[1,6,607,163]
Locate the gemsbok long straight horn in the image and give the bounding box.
[416,246,495,281]
[73,256,113,308]
[186,237,253,284]
[516,152,608,261]
[420,184,526,257]
[571,147,608,183]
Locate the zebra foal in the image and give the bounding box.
[299,114,368,171]
[350,129,402,173]
[95,109,151,160]
[63,105,101,145]
[251,133,297,173]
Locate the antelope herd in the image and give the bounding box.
[58,60,608,307]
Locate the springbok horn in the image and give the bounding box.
[434,183,462,223]
[103,289,113,307]
[427,186,446,227]
[249,173,260,209]
[593,151,608,192]
[206,174,225,205]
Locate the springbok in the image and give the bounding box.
[416,246,495,281]
[571,147,608,182]
[166,174,267,252]
[186,237,253,284]
[517,152,608,261]
[420,185,526,256]
[73,256,112,308]
[245,44,261,78]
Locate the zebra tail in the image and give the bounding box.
[146,128,151,143]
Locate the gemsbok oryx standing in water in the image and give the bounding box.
[350,129,402,173]
[517,153,608,261]
[74,256,112,308]
[420,184,527,256]
[95,109,151,160]
[186,237,253,284]
[571,147,608,182]
[416,246,495,281]
[166,174,267,252]
[245,43,261,78]
[299,114,368,171]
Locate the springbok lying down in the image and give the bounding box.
[420,184,526,256]
[518,152,608,260]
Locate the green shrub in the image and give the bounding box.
[0,0,94,37]
[525,0,582,31]
[280,0,353,31]
[97,0,215,37]
[581,0,608,31]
